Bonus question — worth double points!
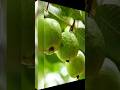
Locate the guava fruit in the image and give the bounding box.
[56,30,79,62]
[64,25,85,53]
[66,50,85,78]
[37,15,62,55]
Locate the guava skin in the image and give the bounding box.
[56,30,79,62]
[66,50,85,78]
[37,16,62,55]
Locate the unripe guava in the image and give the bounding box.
[66,50,85,78]
[64,25,85,53]
[56,30,79,62]
[37,15,62,55]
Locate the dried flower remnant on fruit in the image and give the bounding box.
[77,75,79,79]
[49,46,54,52]
[66,60,69,62]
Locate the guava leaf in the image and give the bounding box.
[45,53,61,64]
[86,57,120,90]
[74,28,85,53]
[97,0,120,6]
[94,5,120,71]
[86,17,105,78]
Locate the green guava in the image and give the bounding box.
[37,15,62,55]
[56,30,79,62]
[66,50,85,78]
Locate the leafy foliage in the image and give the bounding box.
[94,5,120,71]
[86,2,120,90]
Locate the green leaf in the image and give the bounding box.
[38,1,46,15]
[45,53,61,64]
[94,5,120,71]
[74,28,85,52]
[86,17,105,78]
[47,4,72,30]
[79,11,85,23]
[86,57,120,90]
[58,5,82,20]
[97,0,120,6]
[47,4,84,29]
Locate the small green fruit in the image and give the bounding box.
[66,50,85,78]
[56,30,79,62]
[78,70,85,80]
[37,16,62,55]
[64,26,85,53]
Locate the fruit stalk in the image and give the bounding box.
[70,19,75,32]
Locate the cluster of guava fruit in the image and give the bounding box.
[37,15,85,79]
